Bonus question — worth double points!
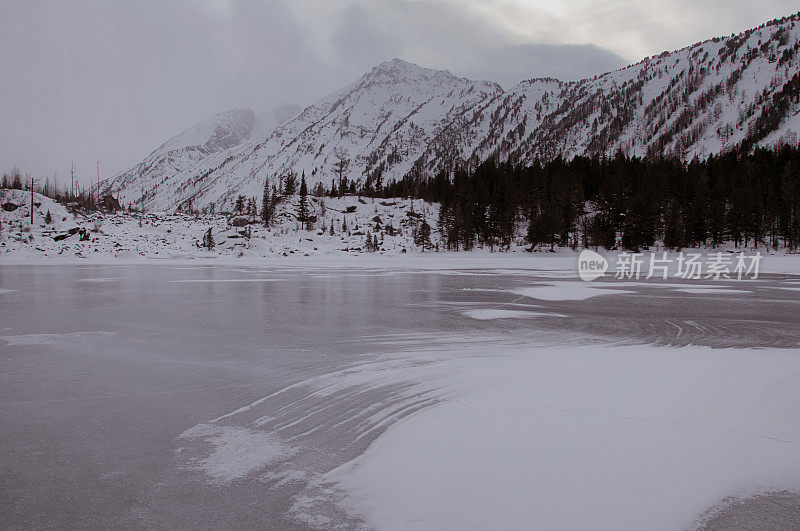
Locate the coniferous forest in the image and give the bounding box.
[372,143,800,252]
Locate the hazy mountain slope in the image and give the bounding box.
[106,108,256,210]
[254,104,302,137]
[414,77,565,176]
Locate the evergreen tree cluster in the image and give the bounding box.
[385,144,800,251]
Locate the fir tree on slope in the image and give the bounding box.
[414,217,433,251]
[296,172,310,230]
[284,172,298,196]
[261,178,272,227]
[234,195,246,214]
[202,228,214,250]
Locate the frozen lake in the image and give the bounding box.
[2,263,800,528]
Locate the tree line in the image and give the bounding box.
[373,143,800,251]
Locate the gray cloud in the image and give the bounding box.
[331,4,404,70]
[323,0,627,87]
[0,0,345,185]
[455,43,629,87]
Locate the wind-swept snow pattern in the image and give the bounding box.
[326,344,800,531]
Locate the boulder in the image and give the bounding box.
[230,216,250,227]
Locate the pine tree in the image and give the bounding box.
[203,228,214,249]
[284,173,298,195]
[235,195,246,214]
[261,178,272,226]
[297,172,309,229]
[414,218,432,251]
[44,210,52,224]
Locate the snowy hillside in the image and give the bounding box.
[417,13,800,171]
[0,192,445,260]
[108,13,800,213]
[1,188,75,229]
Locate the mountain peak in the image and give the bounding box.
[363,58,455,84]
[376,57,416,70]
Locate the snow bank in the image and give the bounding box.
[327,344,800,530]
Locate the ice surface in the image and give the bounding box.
[179,423,295,483]
[2,263,800,529]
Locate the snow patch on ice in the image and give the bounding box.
[326,344,800,531]
[462,309,567,320]
[677,287,751,294]
[514,281,634,300]
[171,278,285,283]
[178,422,295,483]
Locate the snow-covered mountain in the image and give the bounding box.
[416,12,800,173]
[142,59,503,212]
[109,12,800,212]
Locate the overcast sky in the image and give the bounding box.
[1,0,797,184]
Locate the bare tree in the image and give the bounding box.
[332,147,350,196]
[70,160,76,200]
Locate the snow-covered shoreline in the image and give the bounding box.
[4,248,800,277]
